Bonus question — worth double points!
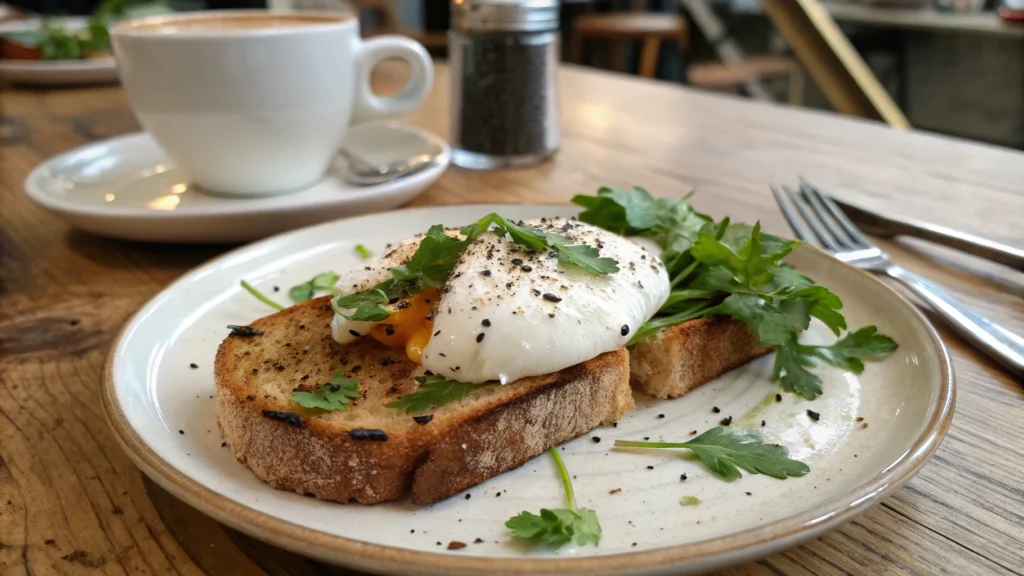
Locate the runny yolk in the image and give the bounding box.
[369,288,438,364]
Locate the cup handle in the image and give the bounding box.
[352,35,434,123]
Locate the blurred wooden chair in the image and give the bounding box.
[570,3,688,78]
[688,56,804,104]
[353,0,448,51]
[570,2,803,103]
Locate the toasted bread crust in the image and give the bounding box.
[215,297,632,504]
[411,350,627,504]
[629,317,769,399]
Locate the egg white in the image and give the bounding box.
[331,218,670,384]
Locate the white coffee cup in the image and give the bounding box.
[111,11,433,196]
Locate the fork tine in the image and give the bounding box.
[770,183,811,241]
[799,179,872,249]
[771,184,817,244]
[783,185,842,251]
[798,182,860,250]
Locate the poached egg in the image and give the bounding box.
[331,218,669,384]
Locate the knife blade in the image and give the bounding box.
[831,197,1024,272]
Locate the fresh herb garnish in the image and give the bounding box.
[467,214,619,275]
[679,495,702,506]
[290,271,340,303]
[291,373,360,412]
[332,288,392,322]
[506,447,601,548]
[333,225,474,322]
[771,326,898,397]
[385,374,475,414]
[799,326,898,373]
[355,244,373,260]
[333,215,618,323]
[39,21,81,60]
[573,186,897,399]
[240,280,284,311]
[615,427,809,480]
[36,0,130,60]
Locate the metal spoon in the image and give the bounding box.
[340,148,439,186]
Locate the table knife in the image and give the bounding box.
[830,198,1024,272]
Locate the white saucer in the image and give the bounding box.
[0,17,118,85]
[24,122,451,243]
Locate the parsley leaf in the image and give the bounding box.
[40,21,82,60]
[82,16,111,53]
[772,340,824,399]
[615,427,809,480]
[290,271,340,303]
[574,186,898,401]
[332,288,390,322]
[386,374,475,414]
[791,286,846,336]
[393,225,474,292]
[771,326,897,398]
[506,447,601,548]
[332,226,470,322]
[506,508,601,548]
[711,293,811,347]
[799,326,898,374]
[573,186,710,275]
[474,214,620,275]
[291,373,360,412]
[332,224,483,323]
[555,243,620,275]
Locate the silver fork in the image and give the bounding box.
[772,181,1024,377]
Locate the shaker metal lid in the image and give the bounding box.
[451,0,559,32]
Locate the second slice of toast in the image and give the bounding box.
[215,297,633,505]
[629,317,770,399]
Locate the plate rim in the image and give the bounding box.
[0,56,115,71]
[23,125,451,219]
[101,203,955,575]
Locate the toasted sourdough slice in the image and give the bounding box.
[629,317,770,399]
[215,296,633,505]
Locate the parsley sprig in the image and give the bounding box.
[385,374,475,414]
[290,271,339,303]
[615,427,809,480]
[465,214,619,275]
[332,224,473,322]
[332,214,619,323]
[291,373,360,412]
[506,447,601,548]
[573,186,897,400]
[240,280,284,311]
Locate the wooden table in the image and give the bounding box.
[2,63,1023,575]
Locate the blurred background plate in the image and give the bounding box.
[0,16,118,85]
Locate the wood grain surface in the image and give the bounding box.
[2,63,1023,576]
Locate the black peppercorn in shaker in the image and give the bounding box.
[449,0,560,170]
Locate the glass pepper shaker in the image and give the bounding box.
[449,0,561,170]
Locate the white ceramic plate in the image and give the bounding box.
[102,205,953,575]
[24,123,450,243]
[0,17,118,85]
